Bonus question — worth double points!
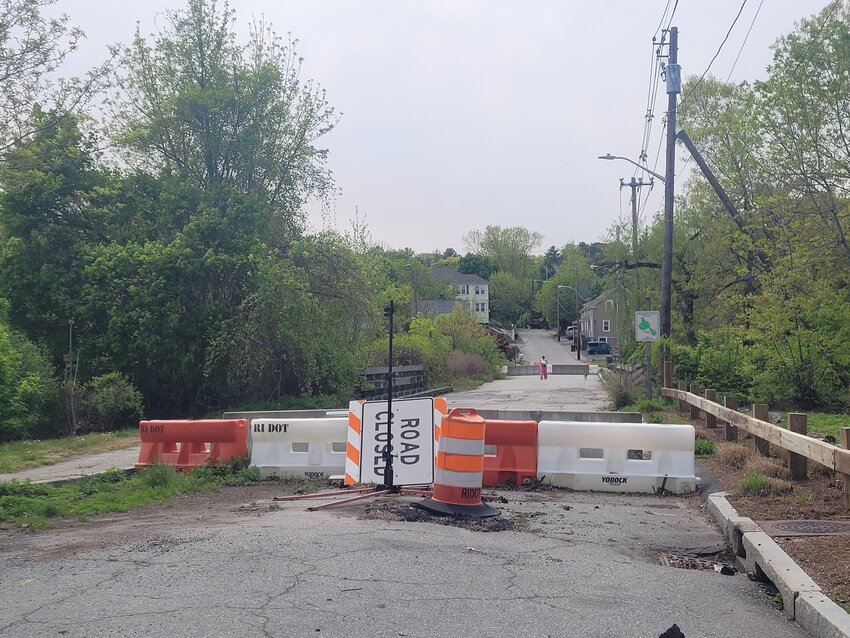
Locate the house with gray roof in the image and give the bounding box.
[430,267,490,323]
[578,290,621,351]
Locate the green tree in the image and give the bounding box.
[489,271,531,326]
[0,0,112,157]
[0,111,109,361]
[457,253,496,280]
[0,313,59,441]
[539,245,562,279]
[463,226,542,279]
[112,0,336,229]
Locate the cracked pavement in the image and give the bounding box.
[0,331,809,636]
[0,490,805,638]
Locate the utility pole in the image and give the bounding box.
[574,266,581,361]
[621,177,651,316]
[661,26,680,339]
[645,297,652,400]
[557,285,561,342]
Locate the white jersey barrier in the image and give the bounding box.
[250,418,348,480]
[537,421,699,494]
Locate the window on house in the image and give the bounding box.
[475,285,485,295]
[602,320,610,332]
[458,284,468,295]
[475,302,487,312]
[606,299,614,308]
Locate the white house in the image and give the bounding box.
[430,267,490,323]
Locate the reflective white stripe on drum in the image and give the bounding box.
[435,467,484,488]
[438,436,485,456]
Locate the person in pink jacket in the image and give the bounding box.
[539,355,548,380]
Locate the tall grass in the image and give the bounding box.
[0,460,263,529]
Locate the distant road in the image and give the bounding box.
[443,329,609,412]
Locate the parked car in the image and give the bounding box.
[528,317,549,329]
[585,340,612,355]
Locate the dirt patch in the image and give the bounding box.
[698,446,848,521]
[356,499,526,532]
[0,480,298,559]
[778,536,850,611]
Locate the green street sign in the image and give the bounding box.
[635,311,660,342]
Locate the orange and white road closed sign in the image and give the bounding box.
[352,397,436,486]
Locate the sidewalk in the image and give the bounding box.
[0,446,139,483]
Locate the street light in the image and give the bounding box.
[598,154,666,183]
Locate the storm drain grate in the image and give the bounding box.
[657,552,736,575]
[760,520,850,537]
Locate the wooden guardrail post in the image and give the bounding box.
[677,381,687,413]
[787,414,808,481]
[663,360,673,389]
[704,389,717,428]
[752,404,770,456]
[841,428,850,510]
[722,396,738,441]
[689,383,701,420]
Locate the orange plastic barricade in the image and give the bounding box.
[416,408,498,518]
[482,419,538,487]
[136,419,249,471]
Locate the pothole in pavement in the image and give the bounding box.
[657,552,737,575]
[357,501,531,532]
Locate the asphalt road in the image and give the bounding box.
[443,328,609,412]
[516,327,586,365]
[0,489,804,638]
[0,331,808,636]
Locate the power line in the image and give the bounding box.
[726,0,765,81]
[681,0,750,107]
[665,0,680,31]
[652,0,673,38]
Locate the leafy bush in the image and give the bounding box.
[0,321,59,441]
[447,351,489,377]
[436,309,505,367]
[748,456,791,481]
[139,464,181,489]
[368,311,504,387]
[81,372,144,432]
[604,369,640,409]
[694,438,715,456]
[191,457,261,486]
[668,329,751,402]
[738,472,792,496]
[716,442,752,469]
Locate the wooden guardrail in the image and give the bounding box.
[661,386,850,508]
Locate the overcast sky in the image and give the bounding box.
[58,0,830,253]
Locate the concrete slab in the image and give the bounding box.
[796,592,850,638]
[743,530,823,619]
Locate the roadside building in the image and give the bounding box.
[578,290,621,351]
[415,299,464,318]
[430,267,490,323]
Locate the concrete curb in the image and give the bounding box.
[706,492,850,637]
